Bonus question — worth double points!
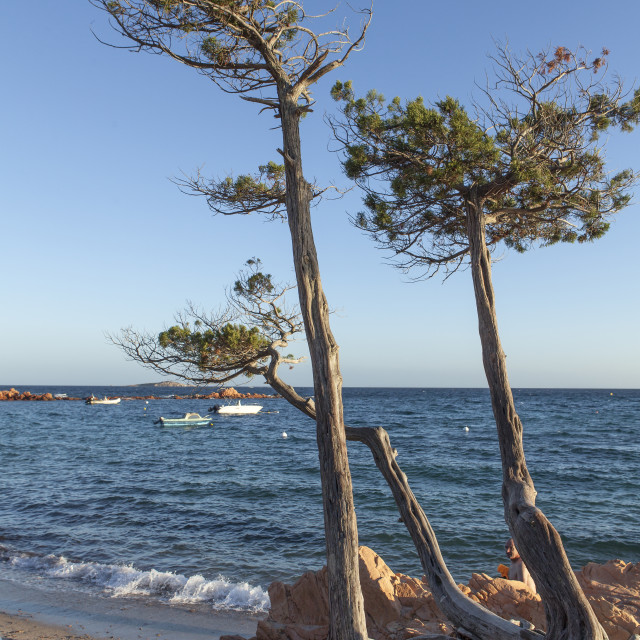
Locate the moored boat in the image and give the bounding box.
[209,400,262,415]
[85,395,121,405]
[155,412,212,426]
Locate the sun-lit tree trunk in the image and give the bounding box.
[278,92,367,640]
[264,370,538,640]
[466,192,607,640]
[92,3,372,638]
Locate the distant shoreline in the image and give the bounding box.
[0,387,280,401]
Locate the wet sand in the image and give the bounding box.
[0,579,263,640]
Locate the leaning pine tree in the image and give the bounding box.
[331,44,639,640]
[92,2,372,639]
[115,259,546,640]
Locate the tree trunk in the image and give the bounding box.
[465,193,607,640]
[345,426,542,640]
[265,370,538,640]
[277,92,368,640]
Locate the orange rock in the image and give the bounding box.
[576,560,640,640]
[258,548,640,640]
[220,387,242,398]
[358,546,404,629]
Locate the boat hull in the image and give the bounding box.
[86,397,121,405]
[212,404,262,415]
[157,413,212,426]
[159,419,211,426]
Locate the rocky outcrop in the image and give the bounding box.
[0,388,56,401]
[256,547,640,640]
[576,560,640,640]
[201,387,276,400]
[0,388,278,401]
[459,572,546,630]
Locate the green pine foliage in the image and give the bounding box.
[158,321,271,371]
[331,46,638,274]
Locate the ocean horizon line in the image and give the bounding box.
[1,383,638,391]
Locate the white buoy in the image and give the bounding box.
[145,400,149,404]
[282,431,288,439]
[464,426,469,432]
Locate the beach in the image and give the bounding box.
[0,611,105,640]
[0,579,263,640]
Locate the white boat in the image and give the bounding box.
[86,395,121,405]
[210,400,262,415]
[155,412,212,426]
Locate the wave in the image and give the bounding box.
[5,549,270,612]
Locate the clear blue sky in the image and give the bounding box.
[1,1,638,388]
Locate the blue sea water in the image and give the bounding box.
[0,386,638,614]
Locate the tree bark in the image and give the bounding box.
[345,426,542,640]
[465,193,607,640]
[265,371,538,640]
[277,91,368,640]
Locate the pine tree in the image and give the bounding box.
[332,43,639,640]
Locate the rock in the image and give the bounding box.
[258,547,640,640]
[460,573,545,631]
[576,560,640,640]
[220,387,242,398]
[0,388,59,401]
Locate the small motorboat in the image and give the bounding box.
[155,412,212,426]
[86,395,121,405]
[209,400,262,415]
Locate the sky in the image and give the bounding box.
[1,1,639,388]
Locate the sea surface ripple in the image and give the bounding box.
[1,386,638,612]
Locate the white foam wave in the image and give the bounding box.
[9,552,270,612]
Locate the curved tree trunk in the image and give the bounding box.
[345,426,543,640]
[265,370,539,640]
[465,194,607,640]
[277,93,368,640]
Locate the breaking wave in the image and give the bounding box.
[6,549,270,612]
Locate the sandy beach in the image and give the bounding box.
[0,579,263,640]
[0,611,101,640]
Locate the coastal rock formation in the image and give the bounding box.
[220,387,243,398]
[576,560,640,640]
[459,573,546,629]
[256,547,640,640]
[0,388,278,401]
[0,388,55,401]
[196,387,276,400]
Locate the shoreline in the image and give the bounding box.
[0,579,264,640]
[0,387,280,402]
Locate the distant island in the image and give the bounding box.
[129,381,191,388]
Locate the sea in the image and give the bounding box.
[1,386,638,616]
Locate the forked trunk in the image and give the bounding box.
[265,372,539,640]
[465,193,607,640]
[278,93,368,640]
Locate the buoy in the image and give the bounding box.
[143,407,146,411]
[282,432,288,439]
[464,426,469,432]
[145,400,149,404]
